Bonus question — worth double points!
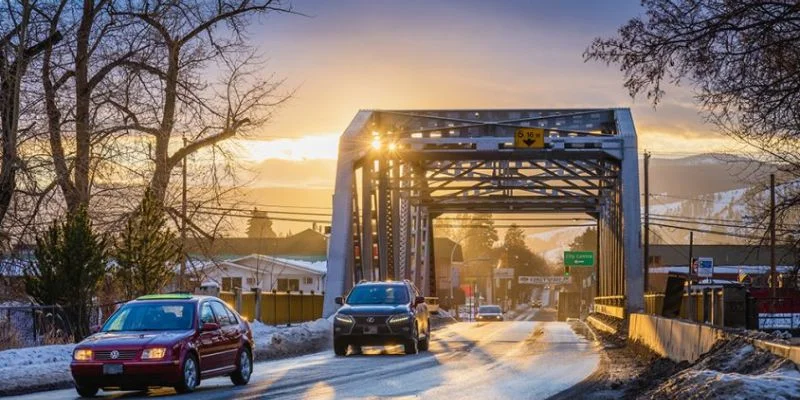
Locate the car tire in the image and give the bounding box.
[404,324,419,355]
[174,354,200,394]
[334,338,348,356]
[418,320,430,352]
[75,383,98,398]
[230,346,253,386]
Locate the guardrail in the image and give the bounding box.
[593,295,626,319]
[643,286,752,329]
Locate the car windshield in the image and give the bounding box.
[479,306,501,314]
[346,285,409,305]
[102,302,195,332]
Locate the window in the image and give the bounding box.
[225,306,239,325]
[221,277,242,292]
[200,303,216,324]
[346,284,409,305]
[304,277,313,285]
[103,302,195,331]
[277,278,300,292]
[210,302,232,326]
[246,277,256,285]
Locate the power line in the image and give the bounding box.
[649,222,791,242]
[198,205,332,217]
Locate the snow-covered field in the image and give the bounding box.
[0,319,331,396]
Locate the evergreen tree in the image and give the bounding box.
[25,208,109,340]
[115,191,181,299]
[462,214,498,260]
[568,227,597,252]
[246,208,277,238]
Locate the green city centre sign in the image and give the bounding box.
[564,251,595,267]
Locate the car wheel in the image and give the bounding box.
[74,383,98,398]
[418,320,430,352]
[404,324,419,355]
[334,338,348,356]
[230,346,253,386]
[174,354,199,394]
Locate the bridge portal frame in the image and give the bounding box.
[323,109,642,319]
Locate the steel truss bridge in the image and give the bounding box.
[323,109,643,318]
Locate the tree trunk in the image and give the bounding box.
[72,0,95,212]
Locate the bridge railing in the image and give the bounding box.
[593,295,626,319]
[643,286,753,329]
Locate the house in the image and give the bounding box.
[196,255,326,293]
[647,244,797,292]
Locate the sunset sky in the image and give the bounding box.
[231,0,735,190]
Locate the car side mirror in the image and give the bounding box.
[415,296,425,306]
[90,325,101,334]
[335,297,344,305]
[201,322,220,332]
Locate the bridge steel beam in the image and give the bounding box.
[323,111,372,317]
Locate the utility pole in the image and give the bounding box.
[179,136,188,291]
[770,173,777,299]
[643,151,650,294]
[688,231,694,281]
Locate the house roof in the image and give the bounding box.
[185,228,327,259]
[200,254,326,276]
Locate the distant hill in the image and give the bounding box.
[642,153,774,198]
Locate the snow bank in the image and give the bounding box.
[645,338,800,399]
[251,318,332,360]
[0,344,75,395]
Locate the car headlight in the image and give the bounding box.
[388,314,411,324]
[334,314,355,325]
[73,349,92,361]
[141,347,167,360]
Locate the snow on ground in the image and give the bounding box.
[0,319,332,396]
[648,365,800,399]
[0,344,75,395]
[643,338,800,399]
[251,318,332,359]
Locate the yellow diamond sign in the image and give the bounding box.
[514,128,545,149]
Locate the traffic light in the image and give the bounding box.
[564,266,570,276]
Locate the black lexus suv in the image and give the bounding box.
[333,280,430,356]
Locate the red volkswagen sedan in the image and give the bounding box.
[70,294,254,397]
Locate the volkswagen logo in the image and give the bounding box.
[110,350,120,360]
[366,317,375,323]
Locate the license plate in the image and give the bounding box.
[103,364,123,375]
[363,325,378,335]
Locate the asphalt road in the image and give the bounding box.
[10,308,600,400]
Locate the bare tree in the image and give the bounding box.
[0,0,61,238]
[585,0,800,250]
[35,0,153,216]
[107,0,294,211]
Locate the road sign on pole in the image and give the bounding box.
[494,268,514,279]
[518,276,572,285]
[564,251,595,267]
[697,257,714,278]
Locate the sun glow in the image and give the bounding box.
[234,134,340,162]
